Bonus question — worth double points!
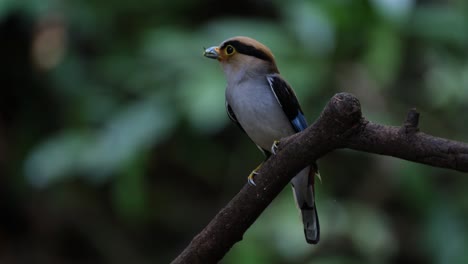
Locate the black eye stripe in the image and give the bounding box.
[221,40,272,62]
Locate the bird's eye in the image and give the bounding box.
[225,45,235,55]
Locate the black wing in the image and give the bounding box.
[226,101,246,133]
[266,74,308,132]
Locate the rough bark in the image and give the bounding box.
[172,93,468,264]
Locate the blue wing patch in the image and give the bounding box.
[291,111,308,132]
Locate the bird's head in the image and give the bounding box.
[204,36,279,83]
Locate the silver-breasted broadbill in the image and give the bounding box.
[204,36,320,244]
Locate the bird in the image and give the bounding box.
[203,36,320,244]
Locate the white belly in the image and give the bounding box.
[226,78,295,151]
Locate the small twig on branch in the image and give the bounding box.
[171,93,468,264]
[402,108,420,133]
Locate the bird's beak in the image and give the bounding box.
[204,46,220,59]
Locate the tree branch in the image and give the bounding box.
[171,93,468,264]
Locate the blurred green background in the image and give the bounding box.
[1,0,468,263]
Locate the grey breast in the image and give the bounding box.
[225,77,295,151]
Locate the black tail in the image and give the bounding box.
[291,166,320,244]
[301,203,320,244]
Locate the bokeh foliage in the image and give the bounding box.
[1,0,468,263]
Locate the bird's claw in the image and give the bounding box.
[248,171,258,186]
[248,163,264,186]
[271,140,280,155]
[315,171,322,183]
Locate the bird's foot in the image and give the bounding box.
[247,163,263,186]
[248,171,258,186]
[315,171,322,183]
[271,140,280,155]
